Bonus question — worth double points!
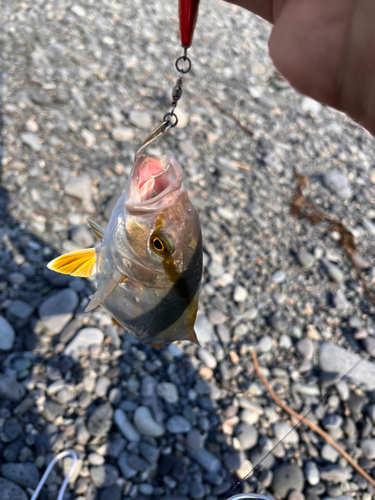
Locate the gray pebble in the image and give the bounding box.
[21,132,42,152]
[95,376,111,397]
[279,334,292,349]
[128,110,152,129]
[90,464,119,487]
[305,461,320,486]
[87,403,113,437]
[139,442,160,464]
[297,251,315,269]
[56,387,75,404]
[134,406,165,437]
[272,270,286,283]
[197,348,217,369]
[188,448,221,473]
[0,374,25,402]
[0,478,27,500]
[236,423,258,450]
[8,300,34,323]
[333,291,350,311]
[271,312,288,334]
[324,262,344,283]
[273,422,299,445]
[114,409,140,442]
[44,401,63,421]
[100,486,121,500]
[360,438,375,459]
[271,463,304,499]
[233,285,248,302]
[166,415,192,434]
[296,338,314,360]
[76,417,91,444]
[70,225,95,247]
[216,324,231,345]
[64,327,104,359]
[368,404,375,423]
[0,316,15,351]
[156,382,179,404]
[257,336,273,353]
[65,176,92,201]
[319,343,375,391]
[323,170,352,199]
[194,315,215,344]
[39,288,79,335]
[112,126,134,142]
[190,476,205,498]
[1,463,39,489]
[117,451,137,479]
[88,453,105,466]
[321,443,339,462]
[186,428,204,450]
[319,464,351,482]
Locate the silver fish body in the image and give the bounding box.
[48,151,202,345]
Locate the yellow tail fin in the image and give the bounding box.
[47,248,96,277]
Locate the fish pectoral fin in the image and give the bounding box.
[47,248,96,277]
[85,274,124,312]
[183,329,200,345]
[87,218,105,241]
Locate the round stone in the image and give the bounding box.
[156,382,179,404]
[257,336,273,353]
[39,288,79,335]
[296,338,314,360]
[271,463,304,499]
[186,429,204,450]
[305,461,320,486]
[166,415,192,434]
[0,316,15,351]
[233,285,248,303]
[133,406,165,437]
[297,251,315,269]
[235,423,258,450]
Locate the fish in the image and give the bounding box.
[47,152,203,345]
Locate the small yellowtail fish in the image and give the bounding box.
[48,152,202,345]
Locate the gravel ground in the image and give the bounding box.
[1,1,375,500]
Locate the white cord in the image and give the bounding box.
[30,449,78,500]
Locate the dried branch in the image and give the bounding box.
[252,351,375,489]
[292,172,375,307]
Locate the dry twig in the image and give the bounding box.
[252,351,375,489]
[292,172,375,307]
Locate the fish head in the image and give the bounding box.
[112,152,201,287]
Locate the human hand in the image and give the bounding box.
[225,0,375,135]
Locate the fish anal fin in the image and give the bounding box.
[150,342,165,349]
[112,317,124,328]
[47,249,96,278]
[85,274,123,312]
[87,218,105,241]
[184,329,200,345]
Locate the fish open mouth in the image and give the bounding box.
[125,152,184,215]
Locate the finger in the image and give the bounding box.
[223,0,274,23]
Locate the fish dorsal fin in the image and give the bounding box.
[184,329,200,345]
[47,249,96,277]
[85,274,125,312]
[87,218,105,241]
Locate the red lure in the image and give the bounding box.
[179,0,200,47]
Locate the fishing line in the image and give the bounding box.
[30,449,77,500]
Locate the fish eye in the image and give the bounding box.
[152,237,164,252]
[150,232,174,255]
